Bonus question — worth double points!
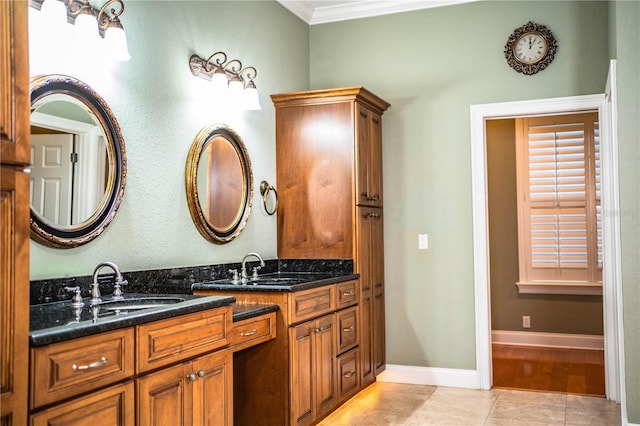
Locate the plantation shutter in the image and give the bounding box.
[516,112,602,285]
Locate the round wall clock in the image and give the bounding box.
[504,21,557,75]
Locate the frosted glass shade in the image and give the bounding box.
[104,25,130,61]
[40,0,67,22]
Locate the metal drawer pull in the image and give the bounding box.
[342,326,354,333]
[240,329,258,337]
[343,371,356,378]
[313,326,330,333]
[72,356,107,371]
[342,291,355,297]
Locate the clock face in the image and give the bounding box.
[514,32,548,64]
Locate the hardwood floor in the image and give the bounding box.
[492,343,605,397]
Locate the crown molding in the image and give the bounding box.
[277,0,479,25]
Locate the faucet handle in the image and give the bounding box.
[64,286,84,307]
[112,278,128,300]
[228,269,239,283]
[251,266,262,280]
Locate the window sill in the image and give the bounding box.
[516,281,602,296]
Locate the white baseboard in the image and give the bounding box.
[492,330,604,350]
[376,364,481,389]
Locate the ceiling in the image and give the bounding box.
[276,0,478,25]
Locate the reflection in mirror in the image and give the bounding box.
[29,75,126,248]
[30,94,109,227]
[186,124,253,244]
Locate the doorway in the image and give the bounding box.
[469,88,623,403]
[485,113,605,396]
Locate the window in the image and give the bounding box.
[515,112,602,295]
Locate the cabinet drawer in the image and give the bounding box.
[30,328,135,409]
[137,306,231,373]
[29,381,135,426]
[336,306,358,354]
[230,312,276,352]
[337,348,359,403]
[288,285,335,325]
[336,280,359,309]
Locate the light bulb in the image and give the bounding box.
[40,0,68,22]
[228,78,244,96]
[104,25,130,61]
[74,9,99,40]
[243,85,261,110]
[211,69,228,94]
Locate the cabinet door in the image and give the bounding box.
[0,0,30,166]
[314,314,336,419]
[1,168,30,426]
[289,314,336,426]
[357,206,384,385]
[29,381,135,426]
[137,362,193,426]
[289,321,314,426]
[356,105,383,207]
[275,101,354,259]
[193,349,233,426]
[371,209,386,375]
[359,291,374,387]
[1,2,30,425]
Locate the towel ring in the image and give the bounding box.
[259,180,278,215]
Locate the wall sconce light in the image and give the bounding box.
[189,52,261,111]
[31,0,131,61]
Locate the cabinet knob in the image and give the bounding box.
[197,369,205,378]
[187,373,198,382]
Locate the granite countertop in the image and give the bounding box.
[191,272,359,293]
[29,293,236,347]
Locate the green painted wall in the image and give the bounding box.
[486,119,604,335]
[310,1,610,369]
[29,1,309,280]
[610,1,640,423]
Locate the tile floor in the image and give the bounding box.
[318,382,621,425]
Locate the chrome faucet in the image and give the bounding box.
[241,252,265,283]
[91,261,128,303]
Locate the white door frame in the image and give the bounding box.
[469,85,623,401]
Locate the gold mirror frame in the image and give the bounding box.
[185,124,253,244]
[29,74,127,248]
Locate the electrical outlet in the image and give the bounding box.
[522,315,531,329]
[418,233,429,250]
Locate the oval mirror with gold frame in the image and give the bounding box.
[186,124,253,244]
[29,74,127,248]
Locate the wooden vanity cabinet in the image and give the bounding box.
[196,279,359,426]
[28,306,234,426]
[1,2,30,425]
[272,87,389,392]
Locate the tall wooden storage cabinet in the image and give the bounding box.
[272,87,389,389]
[1,1,31,425]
